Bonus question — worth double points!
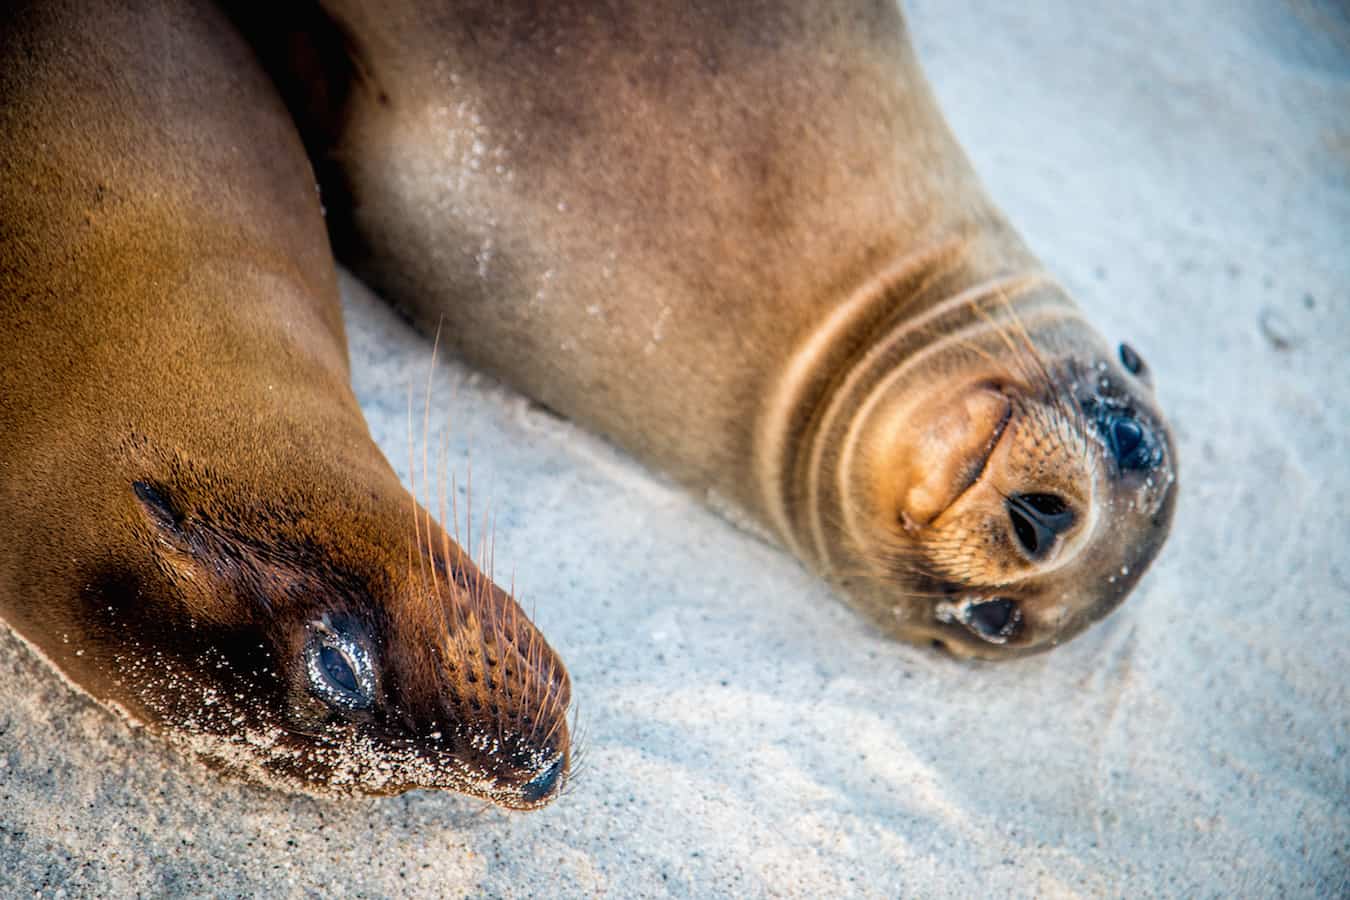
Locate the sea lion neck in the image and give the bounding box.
[754,237,1063,562]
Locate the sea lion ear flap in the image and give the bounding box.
[133,481,188,541]
[1117,342,1152,384]
[129,479,252,624]
[123,435,197,550]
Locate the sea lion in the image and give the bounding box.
[250,0,1177,659]
[0,0,569,807]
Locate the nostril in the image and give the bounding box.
[1007,493,1075,560]
[1008,504,1040,556]
[521,754,565,803]
[1019,493,1068,518]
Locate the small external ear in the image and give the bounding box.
[133,481,185,535]
[1118,342,1150,382]
[130,480,236,622]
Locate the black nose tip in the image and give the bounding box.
[1007,493,1075,560]
[1104,413,1159,471]
[521,755,565,803]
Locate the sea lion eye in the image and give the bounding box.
[305,626,375,710]
[1104,413,1159,471]
[320,645,358,693]
[964,598,1021,643]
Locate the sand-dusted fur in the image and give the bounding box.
[0,0,569,806]
[249,0,1177,658]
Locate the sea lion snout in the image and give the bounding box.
[277,550,573,807]
[119,460,573,805]
[822,310,1177,658]
[938,345,1177,657]
[377,560,574,808]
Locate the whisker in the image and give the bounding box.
[407,380,429,593]
[995,294,1050,379]
[422,323,443,602]
[967,291,1044,393]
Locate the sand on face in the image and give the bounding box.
[2,1,1347,897]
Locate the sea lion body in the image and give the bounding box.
[266,0,1178,658]
[0,0,569,807]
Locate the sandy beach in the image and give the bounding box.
[2,1,1347,896]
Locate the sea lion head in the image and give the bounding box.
[812,277,1177,659]
[77,446,571,809]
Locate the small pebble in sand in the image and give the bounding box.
[1258,306,1299,351]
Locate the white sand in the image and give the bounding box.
[2,2,1347,897]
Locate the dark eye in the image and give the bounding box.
[1104,413,1159,471]
[305,626,375,710]
[965,598,1021,643]
[320,645,358,693]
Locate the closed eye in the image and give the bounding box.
[305,626,375,710]
[320,644,359,693]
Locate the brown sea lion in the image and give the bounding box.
[0,0,569,807]
[249,0,1177,659]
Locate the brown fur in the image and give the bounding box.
[0,0,569,806]
[245,0,1178,659]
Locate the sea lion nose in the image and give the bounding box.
[1006,493,1076,560]
[520,754,565,803]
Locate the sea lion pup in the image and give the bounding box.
[0,0,569,807]
[253,1,1177,659]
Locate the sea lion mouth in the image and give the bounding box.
[932,392,1013,522]
[894,383,1013,530]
